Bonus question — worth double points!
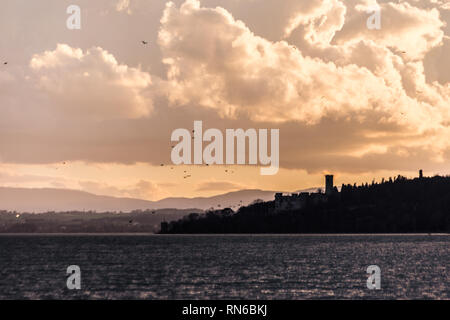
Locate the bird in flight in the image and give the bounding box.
[142,41,148,45]
[3,62,7,65]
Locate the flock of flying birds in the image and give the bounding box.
[164,128,237,178]
[160,161,236,179]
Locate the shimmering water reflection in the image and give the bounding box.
[0,234,448,299]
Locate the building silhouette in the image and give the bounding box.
[274,170,426,213]
[325,175,334,195]
[274,174,336,213]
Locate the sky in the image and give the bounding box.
[0,0,449,200]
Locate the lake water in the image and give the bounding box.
[0,234,448,299]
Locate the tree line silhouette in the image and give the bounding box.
[160,175,450,233]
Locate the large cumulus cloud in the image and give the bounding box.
[29,44,153,119]
[159,1,448,133]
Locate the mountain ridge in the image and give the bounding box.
[0,186,290,213]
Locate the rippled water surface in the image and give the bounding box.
[0,234,448,299]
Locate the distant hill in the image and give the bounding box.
[0,187,284,213]
[0,209,198,233]
[153,189,279,211]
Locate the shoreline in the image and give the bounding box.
[0,232,449,236]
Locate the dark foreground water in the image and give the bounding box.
[0,234,448,299]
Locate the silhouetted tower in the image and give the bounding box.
[419,169,423,179]
[325,175,334,195]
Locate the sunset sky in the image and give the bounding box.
[0,0,449,200]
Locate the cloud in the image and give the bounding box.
[29,44,153,119]
[159,1,446,129]
[153,0,450,174]
[0,170,65,185]
[0,44,157,164]
[116,0,132,14]
[205,0,344,42]
[78,179,167,200]
[196,180,243,192]
[333,1,445,60]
